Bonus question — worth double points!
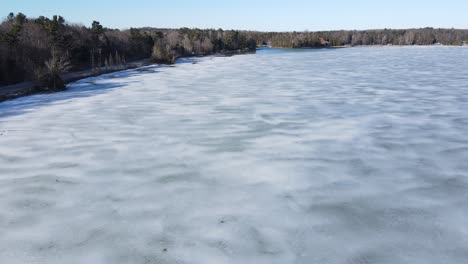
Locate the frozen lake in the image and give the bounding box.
[1,47,468,264]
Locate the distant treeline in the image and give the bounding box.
[1,12,468,87]
[258,28,468,48]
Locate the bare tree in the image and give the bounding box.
[41,49,71,91]
[182,34,193,55]
[166,31,179,47]
[201,38,213,54]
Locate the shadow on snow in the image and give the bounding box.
[0,65,162,119]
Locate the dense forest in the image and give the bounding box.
[1,13,468,88]
[0,13,257,88]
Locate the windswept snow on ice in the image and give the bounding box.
[1,47,468,264]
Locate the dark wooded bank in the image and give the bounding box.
[0,59,152,102]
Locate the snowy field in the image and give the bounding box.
[0,47,468,263]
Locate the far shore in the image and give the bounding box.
[267,44,468,49]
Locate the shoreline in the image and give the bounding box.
[0,49,256,103]
[1,45,466,103]
[0,59,153,103]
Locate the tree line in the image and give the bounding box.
[1,13,468,88]
[0,13,257,88]
[259,28,468,48]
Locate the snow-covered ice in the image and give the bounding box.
[1,47,468,264]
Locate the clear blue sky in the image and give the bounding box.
[1,0,467,31]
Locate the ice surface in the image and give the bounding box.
[1,47,468,264]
